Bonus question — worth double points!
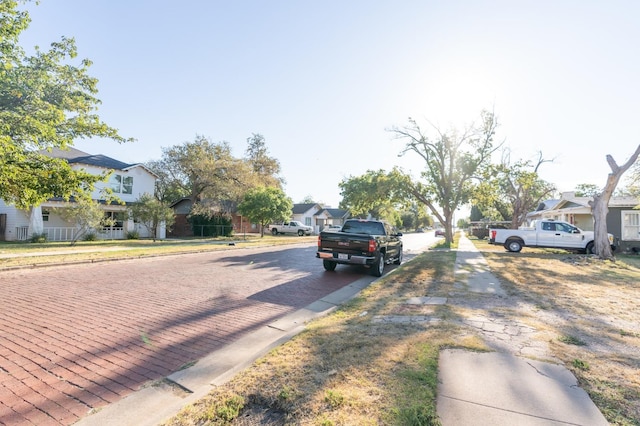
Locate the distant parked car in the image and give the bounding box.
[435,229,445,237]
[323,225,342,232]
[269,221,313,236]
[416,228,424,233]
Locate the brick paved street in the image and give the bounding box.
[0,243,363,426]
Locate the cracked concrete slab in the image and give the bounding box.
[437,234,608,425]
[437,349,608,426]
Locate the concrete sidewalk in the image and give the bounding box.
[436,235,608,425]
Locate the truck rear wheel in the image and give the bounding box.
[323,260,337,271]
[271,228,278,236]
[505,239,523,253]
[371,255,385,277]
[586,242,595,254]
[298,230,304,236]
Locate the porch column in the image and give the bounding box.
[28,206,44,238]
[157,221,166,239]
[125,218,135,234]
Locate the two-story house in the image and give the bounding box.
[0,148,159,241]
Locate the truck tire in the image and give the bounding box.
[505,238,523,253]
[298,230,304,236]
[585,242,595,254]
[393,247,403,265]
[323,260,337,271]
[271,228,279,236]
[371,254,385,277]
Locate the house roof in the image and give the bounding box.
[318,208,350,219]
[529,194,639,218]
[169,197,192,209]
[44,147,134,169]
[42,147,157,176]
[535,199,561,211]
[609,196,640,207]
[292,203,321,214]
[554,198,591,209]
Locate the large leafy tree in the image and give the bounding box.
[237,186,292,237]
[145,158,186,204]
[148,134,284,209]
[152,135,249,206]
[473,151,556,228]
[338,169,408,225]
[400,202,433,230]
[573,183,601,197]
[389,111,501,243]
[244,133,283,189]
[0,0,132,209]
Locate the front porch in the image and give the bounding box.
[14,226,127,242]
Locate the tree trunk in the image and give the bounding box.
[590,145,640,260]
[591,191,613,259]
[442,206,454,244]
[445,215,453,244]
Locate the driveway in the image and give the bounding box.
[0,243,375,425]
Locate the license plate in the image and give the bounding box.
[338,253,349,260]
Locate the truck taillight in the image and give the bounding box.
[368,239,376,253]
[491,230,496,240]
[317,236,322,248]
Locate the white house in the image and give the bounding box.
[0,147,159,242]
[291,203,323,232]
[291,203,350,234]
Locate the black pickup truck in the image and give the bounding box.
[316,219,403,277]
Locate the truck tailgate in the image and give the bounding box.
[318,232,372,254]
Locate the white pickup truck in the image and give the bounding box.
[269,221,313,236]
[489,219,616,254]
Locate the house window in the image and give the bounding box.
[305,217,312,227]
[622,210,640,241]
[104,211,125,229]
[42,210,49,222]
[110,174,133,194]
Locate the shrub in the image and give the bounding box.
[83,233,98,241]
[29,233,47,243]
[127,231,140,240]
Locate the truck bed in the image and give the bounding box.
[317,231,374,264]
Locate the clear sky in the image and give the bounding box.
[19,0,640,209]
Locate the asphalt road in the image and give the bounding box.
[0,233,436,426]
